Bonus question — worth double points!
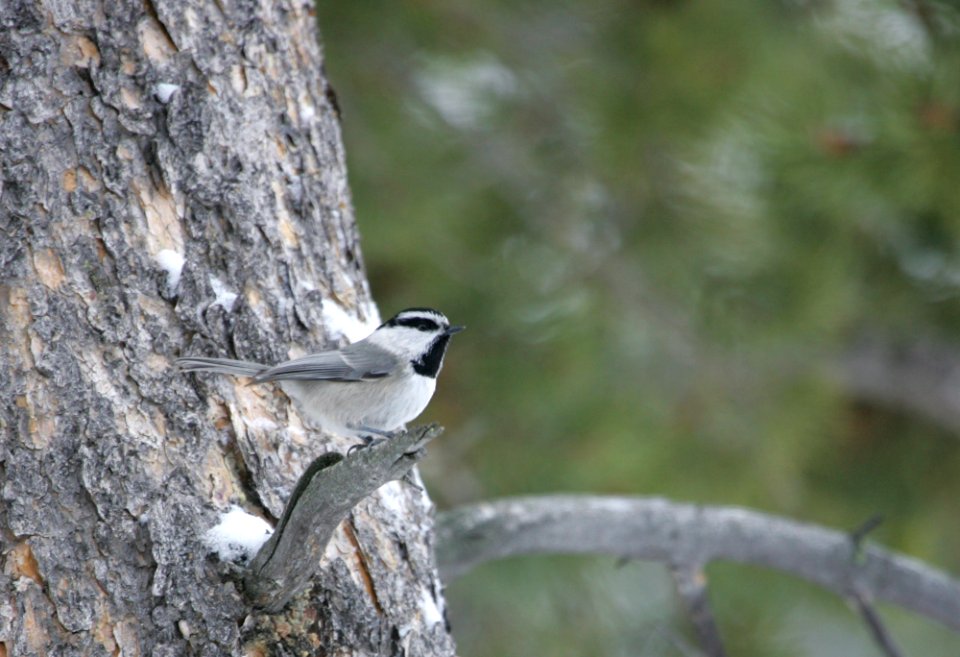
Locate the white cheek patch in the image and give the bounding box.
[368,326,438,360]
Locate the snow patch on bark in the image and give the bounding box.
[153,83,180,104]
[209,277,238,311]
[420,587,444,627]
[376,481,407,516]
[204,506,273,563]
[155,249,185,296]
[321,298,380,342]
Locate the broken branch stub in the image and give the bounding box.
[244,424,442,612]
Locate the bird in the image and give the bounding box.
[176,307,464,443]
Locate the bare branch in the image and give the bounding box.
[846,515,907,657]
[850,514,885,548]
[900,0,941,40]
[836,335,960,434]
[849,588,907,657]
[669,564,728,657]
[435,495,960,633]
[245,424,442,612]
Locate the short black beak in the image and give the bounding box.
[445,325,466,335]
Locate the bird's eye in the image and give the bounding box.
[393,317,440,332]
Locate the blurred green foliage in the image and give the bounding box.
[315,0,960,654]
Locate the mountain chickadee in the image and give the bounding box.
[177,307,463,441]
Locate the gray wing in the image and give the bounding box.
[252,341,397,383]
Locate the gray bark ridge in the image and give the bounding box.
[0,1,454,655]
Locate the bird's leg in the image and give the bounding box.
[345,425,399,455]
[356,425,400,439]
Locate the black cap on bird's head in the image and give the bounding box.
[380,308,465,336]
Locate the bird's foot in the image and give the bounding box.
[345,425,404,455]
[346,434,386,455]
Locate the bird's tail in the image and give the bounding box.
[176,356,266,378]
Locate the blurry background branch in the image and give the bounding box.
[436,495,960,637]
[669,564,728,657]
[836,335,960,435]
[849,587,907,657]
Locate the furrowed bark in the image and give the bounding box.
[0,2,455,655]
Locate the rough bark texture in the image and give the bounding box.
[0,1,455,655]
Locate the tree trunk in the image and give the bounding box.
[0,1,455,655]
